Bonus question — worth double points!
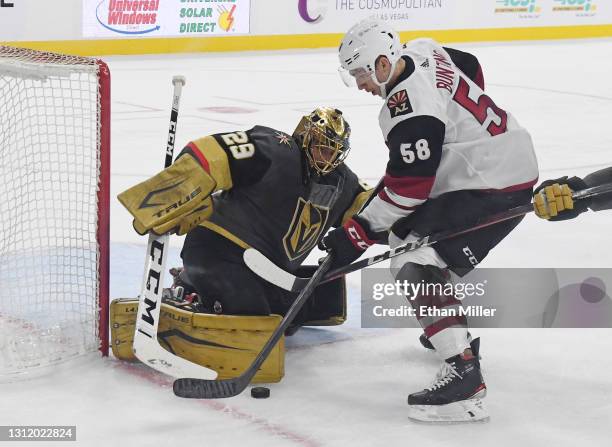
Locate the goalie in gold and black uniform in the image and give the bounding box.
[115,107,372,381]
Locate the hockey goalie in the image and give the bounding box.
[113,107,372,383]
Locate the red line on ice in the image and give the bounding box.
[116,362,322,447]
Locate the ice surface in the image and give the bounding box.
[1,39,612,446]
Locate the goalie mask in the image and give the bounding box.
[293,107,351,175]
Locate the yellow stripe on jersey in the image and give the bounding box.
[341,188,374,226]
[190,136,233,191]
[200,221,251,250]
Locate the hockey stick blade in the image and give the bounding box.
[173,255,333,398]
[173,373,246,399]
[243,249,300,291]
[245,183,612,292]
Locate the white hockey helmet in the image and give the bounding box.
[338,19,402,97]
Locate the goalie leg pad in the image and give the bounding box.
[110,298,285,383]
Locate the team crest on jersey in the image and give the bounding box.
[387,89,413,118]
[283,198,330,261]
[275,131,291,146]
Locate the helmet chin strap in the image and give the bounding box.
[370,59,397,98]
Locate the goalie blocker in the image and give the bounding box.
[110,268,346,382]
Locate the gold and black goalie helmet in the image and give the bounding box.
[293,107,351,175]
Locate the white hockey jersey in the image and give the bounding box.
[360,39,539,232]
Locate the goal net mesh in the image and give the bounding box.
[0,47,108,379]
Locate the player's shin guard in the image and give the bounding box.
[428,327,471,361]
[407,352,488,423]
[397,263,471,359]
[420,333,481,361]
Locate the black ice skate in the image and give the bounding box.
[407,352,489,423]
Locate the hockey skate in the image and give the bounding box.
[407,352,489,423]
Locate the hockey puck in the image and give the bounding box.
[251,387,270,399]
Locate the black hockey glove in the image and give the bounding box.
[318,216,376,269]
[533,176,589,221]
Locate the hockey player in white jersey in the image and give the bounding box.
[319,19,539,422]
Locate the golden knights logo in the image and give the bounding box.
[387,89,413,118]
[283,198,329,261]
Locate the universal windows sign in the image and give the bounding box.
[83,0,250,38]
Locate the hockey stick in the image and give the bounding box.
[244,183,612,292]
[172,254,333,398]
[132,76,217,380]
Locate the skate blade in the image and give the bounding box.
[408,395,489,424]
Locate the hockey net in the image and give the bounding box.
[0,46,110,379]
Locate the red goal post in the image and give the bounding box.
[0,46,110,378]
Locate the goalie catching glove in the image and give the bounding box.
[533,176,588,221]
[118,152,216,235]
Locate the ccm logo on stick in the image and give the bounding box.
[463,246,479,266]
[139,239,165,331]
[1,1,15,7]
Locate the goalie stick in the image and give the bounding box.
[244,183,612,292]
[132,76,217,380]
[172,254,333,398]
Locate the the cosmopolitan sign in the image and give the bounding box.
[83,0,250,38]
